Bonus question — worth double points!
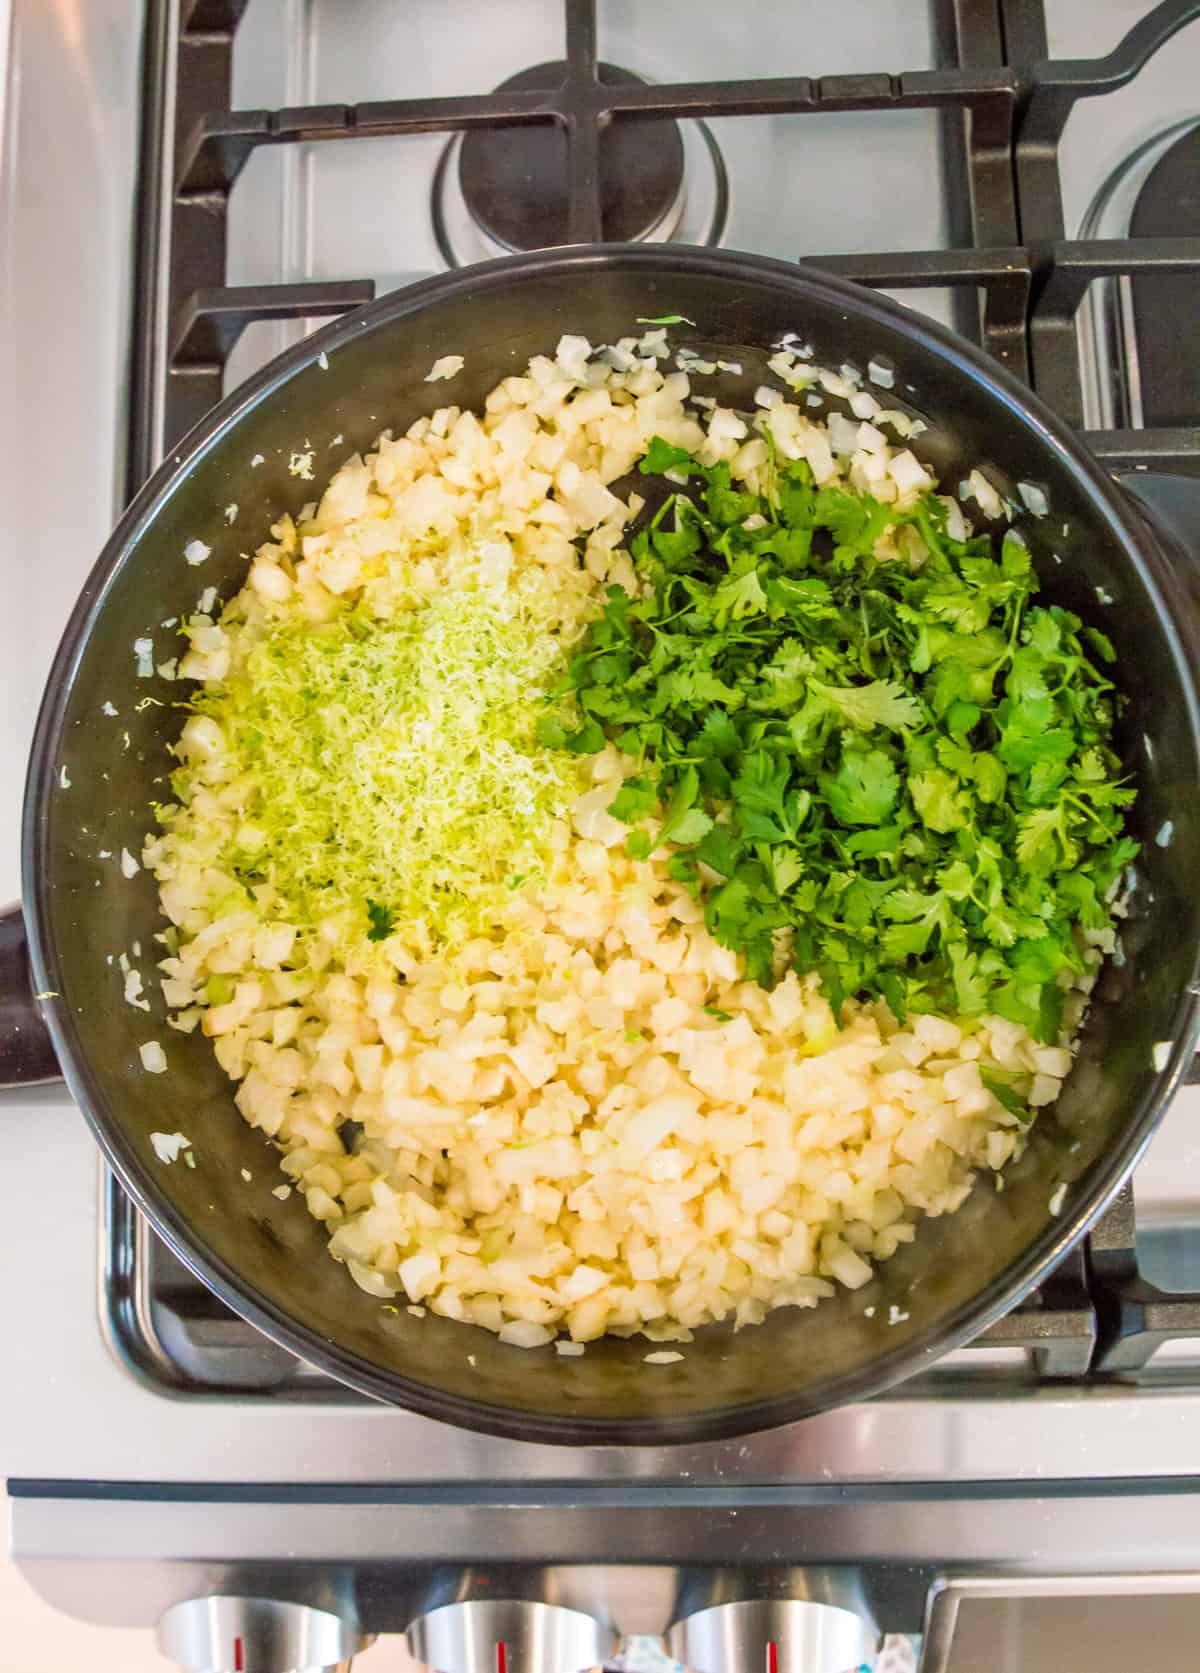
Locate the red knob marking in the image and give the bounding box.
[767,1640,778,1673]
[233,1636,245,1672]
[497,1641,508,1673]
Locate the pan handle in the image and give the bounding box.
[0,903,61,1086]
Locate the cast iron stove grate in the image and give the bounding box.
[110,0,1200,1395]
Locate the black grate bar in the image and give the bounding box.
[175,71,1019,198]
[1084,429,1200,475]
[563,0,602,244]
[1029,236,1200,420]
[935,3,1021,344]
[811,247,1032,379]
[975,1240,1094,1376]
[163,280,375,456]
[1023,0,1200,142]
[1033,235,1200,314]
[807,247,1027,284]
[997,0,1048,66]
[171,281,378,368]
[1089,1184,1200,1373]
[1013,0,1200,241]
[934,0,1008,275]
[179,0,250,33]
[178,96,559,197]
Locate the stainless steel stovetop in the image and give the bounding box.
[3,3,1200,1670]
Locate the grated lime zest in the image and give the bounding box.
[181,547,585,954]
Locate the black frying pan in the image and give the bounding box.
[5,246,1200,1445]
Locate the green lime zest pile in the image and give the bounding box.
[188,568,579,951]
[558,436,1137,1040]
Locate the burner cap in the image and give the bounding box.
[459,62,686,250]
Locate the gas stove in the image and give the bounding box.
[4,3,1200,1671]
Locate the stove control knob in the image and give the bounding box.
[668,1599,879,1673]
[408,1599,616,1673]
[158,1596,366,1673]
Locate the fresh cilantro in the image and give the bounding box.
[909,768,966,833]
[639,436,700,477]
[366,899,395,941]
[562,434,1136,1042]
[564,717,605,754]
[711,565,769,622]
[980,1068,1034,1125]
[705,464,760,528]
[659,767,715,848]
[535,714,568,749]
[823,748,900,827]
[607,776,658,825]
[809,678,923,732]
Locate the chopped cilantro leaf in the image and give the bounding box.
[824,749,900,827]
[366,899,395,941]
[981,1068,1034,1125]
[639,436,701,477]
[608,776,658,825]
[809,677,922,732]
[909,768,966,833]
[564,434,1136,1040]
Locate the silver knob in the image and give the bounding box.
[408,1599,616,1673]
[157,1596,366,1673]
[668,1599,880,1673]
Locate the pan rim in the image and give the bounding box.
[22,242,1200,1444]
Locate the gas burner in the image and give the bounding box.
[1078,117,1200,434]
[432,61,728,268]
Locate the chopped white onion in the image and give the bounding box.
[868,357,896,388]
[150,1129,189,1161]
[140,1043,169,1076]
[425,353,465,382]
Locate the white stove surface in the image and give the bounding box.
[2,0,1200,1493]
